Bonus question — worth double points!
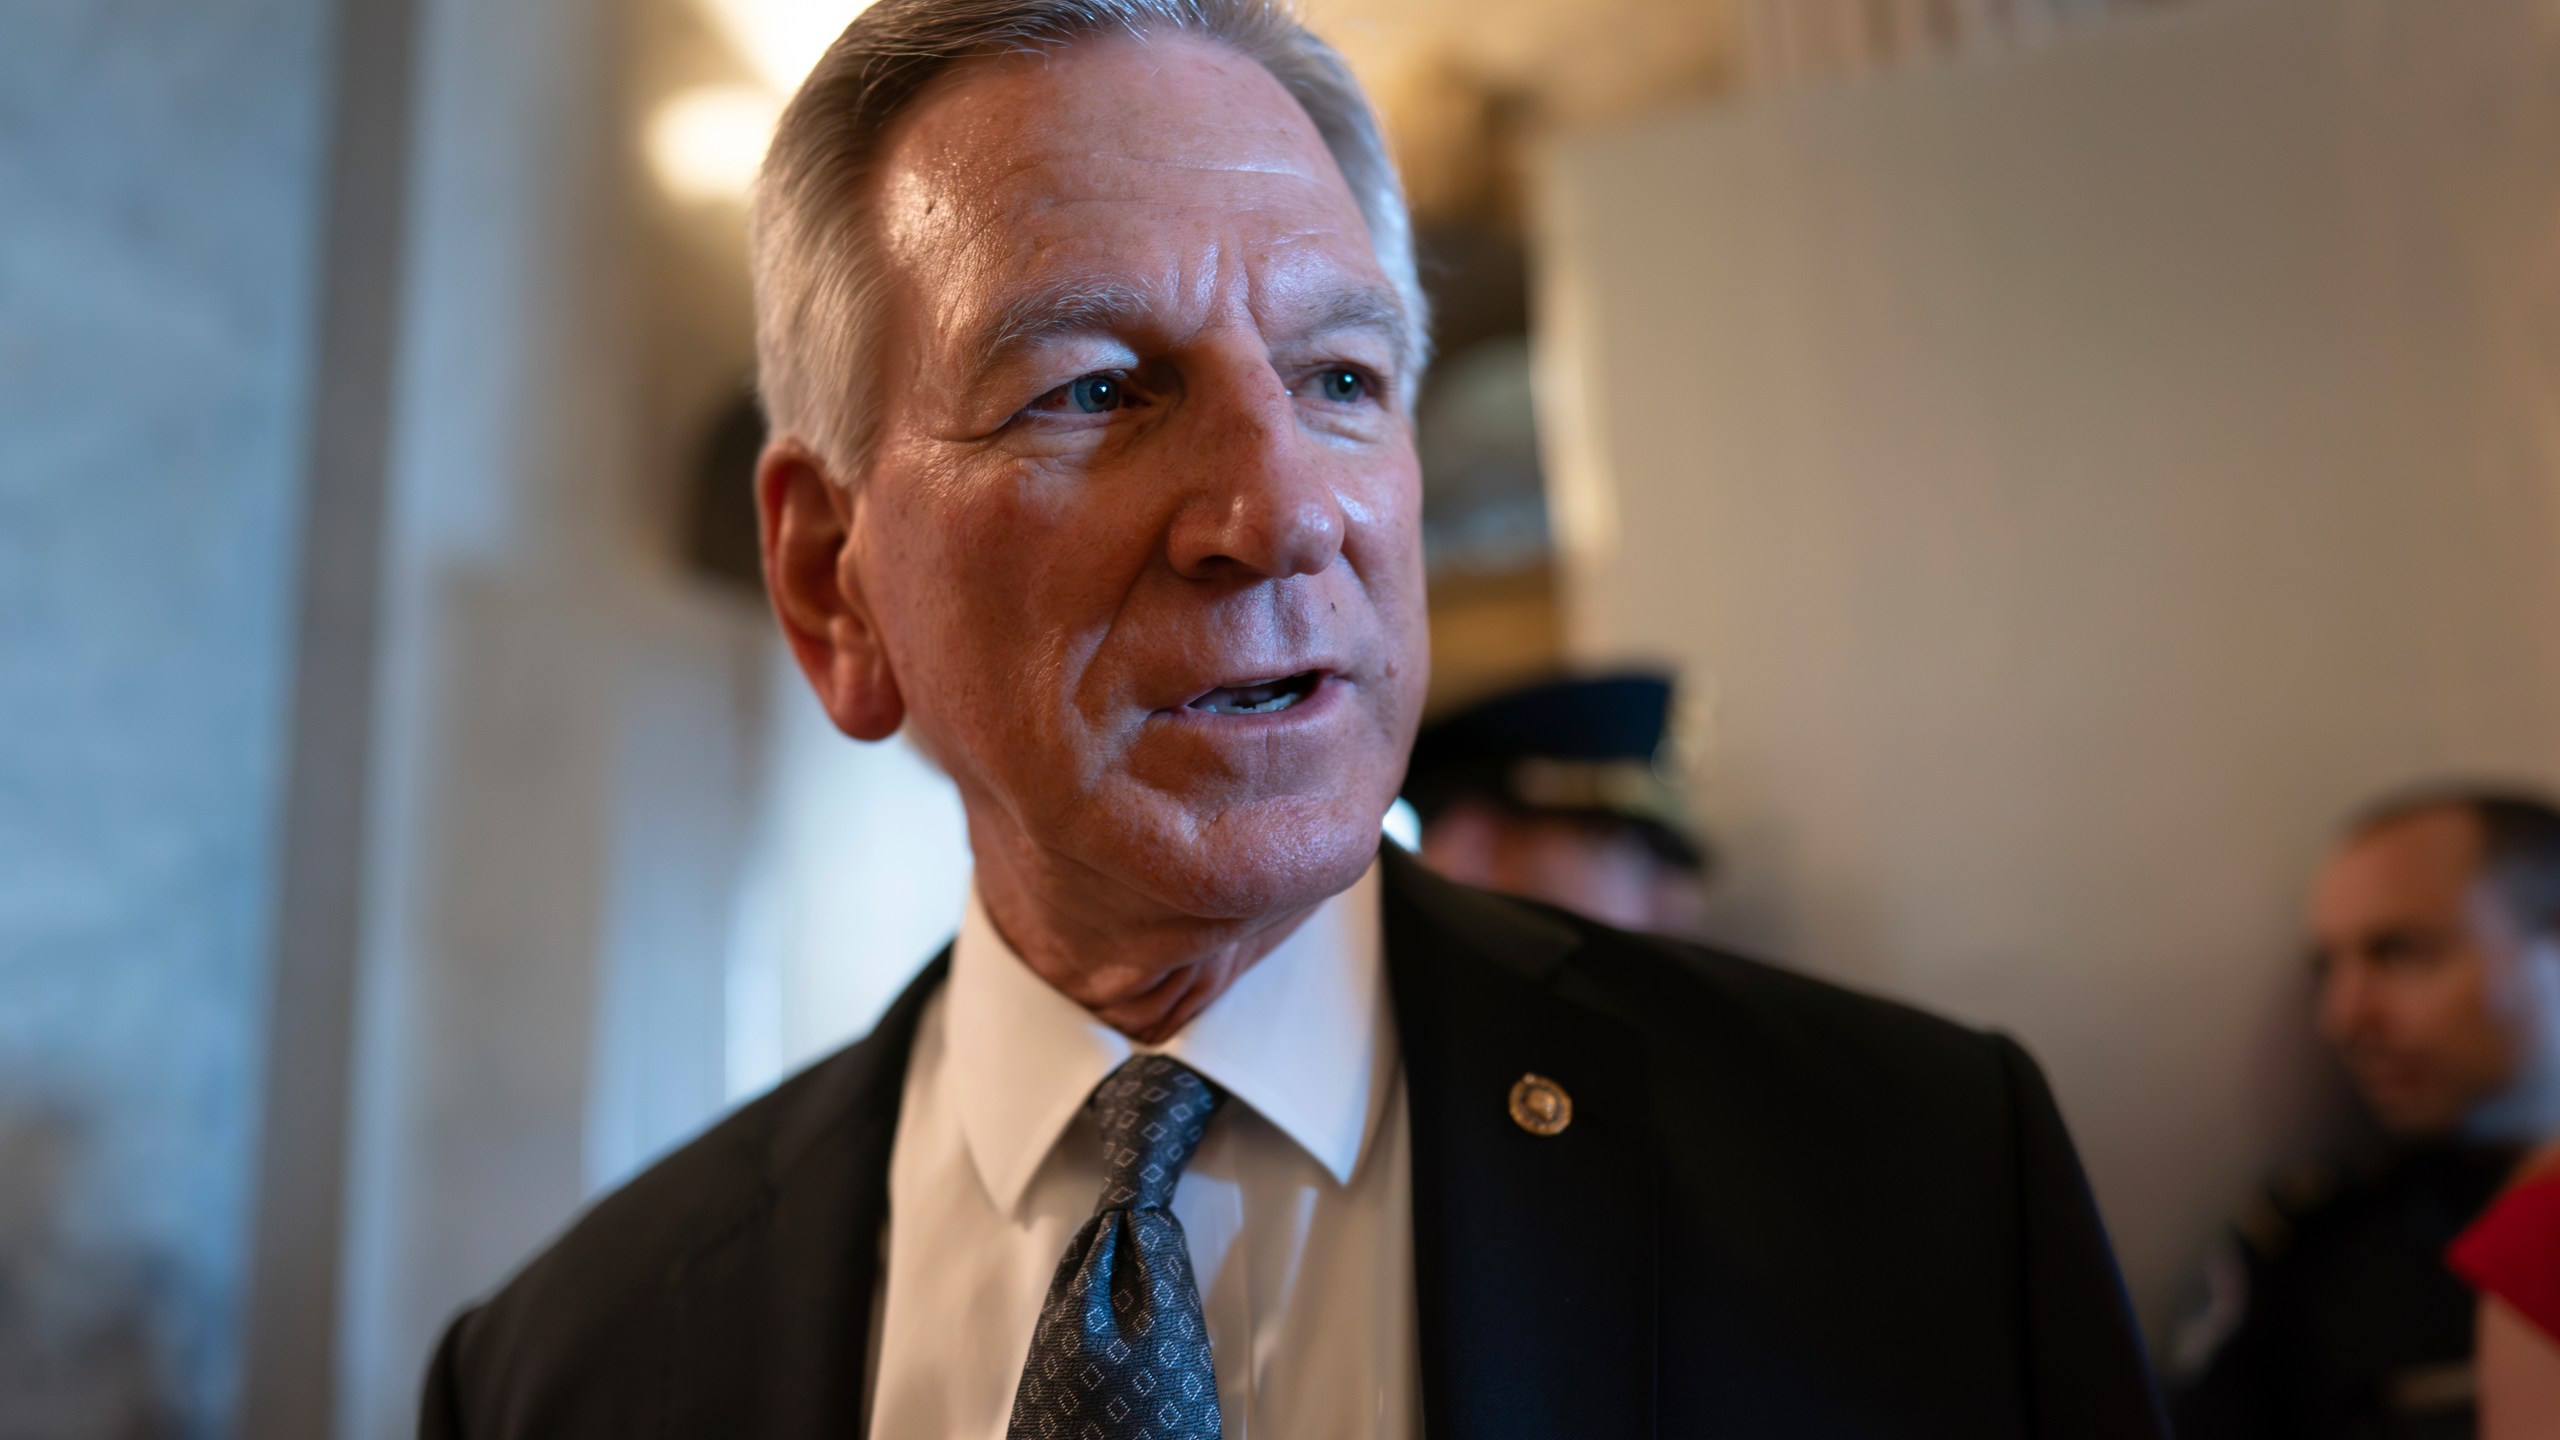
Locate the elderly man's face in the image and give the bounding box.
[773,34,1428,922]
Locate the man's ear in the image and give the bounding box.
[757,438,906,741]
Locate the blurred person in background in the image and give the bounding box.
[1402,671,1713,938]
[417,1,2165,1435]
[2172,787,2560,1440]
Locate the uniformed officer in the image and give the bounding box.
[1400,671,1714,937]
[2171,787,2560,1438]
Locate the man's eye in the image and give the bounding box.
[1311,367,1368,404]
[2369,934,2445,970]
[1064,374,1121,413]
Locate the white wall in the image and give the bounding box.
[722,663,970,1106]
[336,0,674,1432]
[331,7,977,1431]
[1535,0,2560,1332]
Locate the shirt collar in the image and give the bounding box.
[946,859,1389,1218]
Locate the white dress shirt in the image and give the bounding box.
[865,860,1419,1439]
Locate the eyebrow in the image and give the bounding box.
[1292,286,1412,362]
[979,279,1159,369]
[963,277,1413,390]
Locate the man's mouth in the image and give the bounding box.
[1186,670,1322,716]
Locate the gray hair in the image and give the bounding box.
[750,0,1430,481]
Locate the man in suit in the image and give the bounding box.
[420,1,2166,1434]
[2171,788,2560,1438]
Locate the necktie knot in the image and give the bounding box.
[1091,1055,1221,1212]
[1009,1054,1227,1440]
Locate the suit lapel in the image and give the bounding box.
[1384,849,1658,1440]
[648,860,1662,1438]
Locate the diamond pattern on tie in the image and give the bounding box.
[1006,1055,1225,1440]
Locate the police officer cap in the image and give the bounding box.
[1403,671,1708,872]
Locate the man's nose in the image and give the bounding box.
[1165,367,1348,582]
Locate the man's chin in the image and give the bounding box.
[2359,1085,2461,1141]
[1115,801,1384,923]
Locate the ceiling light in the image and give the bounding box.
[648,84,786,203]
[700,0,873,93]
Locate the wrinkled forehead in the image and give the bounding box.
[868,33,1387,338]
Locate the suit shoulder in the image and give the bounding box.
[1380,849,1993,1072]
[450,1039,845,1339]
[1520,911,2039,1168]
[1555,911,2003,1079]
[1536,916,2066,1254]
[436,963,937,1431]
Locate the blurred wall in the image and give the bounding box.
[0,1,333,1433]
[326,0,748,1434]
[1537,0,2560,1334]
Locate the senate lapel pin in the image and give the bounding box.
[1508,1073,1573,1136]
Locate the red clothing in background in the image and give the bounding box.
[2450,1168,2560,1343]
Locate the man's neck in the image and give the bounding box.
[967,827,1327,1046]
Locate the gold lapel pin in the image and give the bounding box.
[1508,1073,1573,1137]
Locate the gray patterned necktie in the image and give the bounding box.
[1006,1054,1225,1440]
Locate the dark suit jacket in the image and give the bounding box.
[421,846,2167,1437]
